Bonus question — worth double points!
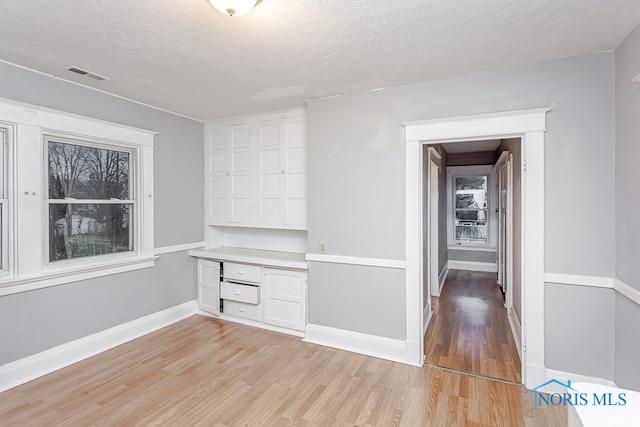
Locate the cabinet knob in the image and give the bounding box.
[235,291,241,295]
[240,308,246,312]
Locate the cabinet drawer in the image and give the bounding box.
[223,262,261,284]
[221,281,260,304]
[224,300,262,322]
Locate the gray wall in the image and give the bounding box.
[545,283,615,380]
[307,263,405,339]
[614,21,640,390]
[447,250,496,264]
[447,150,498,166]
[307,53,616,372]
[0,62,203,364]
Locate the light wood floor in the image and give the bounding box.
[0,315,565,426]
[425,269,521,383]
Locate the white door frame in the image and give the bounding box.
[428,160,439,297]
[494,150,513,305]
[404,108,549,389]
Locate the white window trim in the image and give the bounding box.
[446,165,496,249]
[0,122,14,278]
[0,97,156,296]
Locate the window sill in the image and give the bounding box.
[0,255,159,296]
[448,244,496,252]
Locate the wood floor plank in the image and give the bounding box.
[0,315,564,426]
[425,269,522,383]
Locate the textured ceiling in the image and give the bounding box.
[0,0,639,121]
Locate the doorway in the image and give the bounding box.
[423,139,521,383]
[404,108,549,389]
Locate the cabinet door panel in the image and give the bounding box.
[287,146,307,170]
[260,149,281,170]
[208,129,227,151]
[198,260,220,316]
[285,120,306,145]
[230,198,251,222]
[259,122,281,147]
[209,197,228,221]
[286,172,307,196]
[210,152,228,172]
[232,151,251,172]
[231,174,251,195]
[264,268,306,331]
[231,127,251,149]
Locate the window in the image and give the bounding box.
[46,137,134,263]
[454,175,488,244]
[447,165,495,248]
[0,98,155,296]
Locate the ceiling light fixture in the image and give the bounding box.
[208,0,262,17]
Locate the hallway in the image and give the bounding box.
[424,269,521,383]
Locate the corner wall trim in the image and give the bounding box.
[155,242,206,255]
[303,323,414,365]
[438,264,449,293]
[448,260,497,273]
[544,273,613,289]
[613,279,640,306]
[0,300,197,393]
[544,274,640,307]
[305,254,406,269]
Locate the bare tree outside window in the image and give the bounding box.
[47,140,133,262]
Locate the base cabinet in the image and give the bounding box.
[191,249,308,335]
[263,268,307,331]
[197,259,221,316]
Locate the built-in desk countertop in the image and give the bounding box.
[188,247,307,270]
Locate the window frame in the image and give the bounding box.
[0,97,156,296]
[44,134,138,266]
[447,165,496,249]
[0,122,14,277]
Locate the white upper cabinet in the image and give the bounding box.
[205,109,307,230]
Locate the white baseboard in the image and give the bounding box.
[525,363,549,390]
[507,307,522,360]
[423,305,433,337]
[542,368,617,394]
[0,300,197,393]
[303,323,410,365]
[448,260,497,272]
[438,264,449,293]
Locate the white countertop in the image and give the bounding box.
[188,247,307,270]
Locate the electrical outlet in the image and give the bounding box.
[319,243,327,254]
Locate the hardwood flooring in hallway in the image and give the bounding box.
[424,269,521,383]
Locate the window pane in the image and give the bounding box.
[455,209,488,243]
[48,141,130,200]
[49,203,132,262]
[455,176,487,209]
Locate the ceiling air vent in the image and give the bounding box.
[66,66,109,82]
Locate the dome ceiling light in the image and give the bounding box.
[208,0,263,17]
